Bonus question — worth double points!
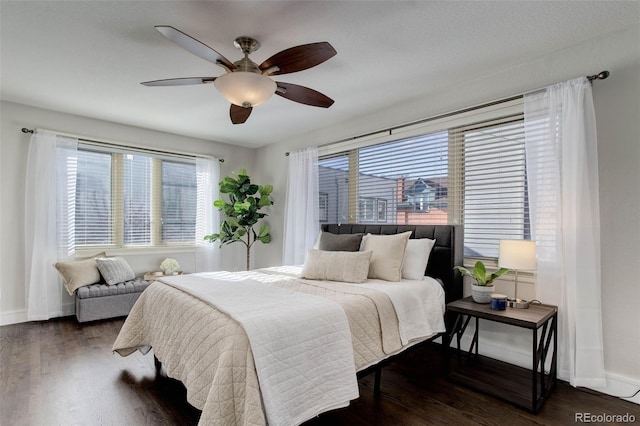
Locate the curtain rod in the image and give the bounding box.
[20,128,224,162]
[284,70,610,156]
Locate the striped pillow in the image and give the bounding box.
[95,257,135,285]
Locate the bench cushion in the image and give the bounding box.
[76,278,151,299]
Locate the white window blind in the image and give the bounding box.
[123,154,152,245]
[318,103,529,259]
[452,114,529,258]
[74,142,197,249]
[75,150,112,246]
[162,161,197,242]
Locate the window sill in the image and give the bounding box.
[76,245,201,258]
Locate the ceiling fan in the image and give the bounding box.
[142,26,337,124]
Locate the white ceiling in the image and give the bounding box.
[1,1,638,148]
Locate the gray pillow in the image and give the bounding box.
[301,249,372,283]
[318,231,364,251]
[95,256,135,285]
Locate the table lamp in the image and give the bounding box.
[498,240,536,309]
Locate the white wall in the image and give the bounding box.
[0,101,255,324]
[252,24,640,395]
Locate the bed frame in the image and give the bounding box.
[321,224,464,392]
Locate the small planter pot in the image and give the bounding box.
[471,284,495,303]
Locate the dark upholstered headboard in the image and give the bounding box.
[321,224,464,305]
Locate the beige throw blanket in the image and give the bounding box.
[113,270,404,425]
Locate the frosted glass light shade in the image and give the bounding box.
[498,240,537,271]
[213,72,276,107]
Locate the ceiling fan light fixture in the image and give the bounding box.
[213,71,276,107]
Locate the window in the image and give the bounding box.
[453,116,529,258]
[359,198,375,222]
[318,132,448,227]
[318,100,529,259]
[377,198,387,222]
[75,150,112,246]
[162,161,197,242]
[75,144,197,249]
[318,192,329,222]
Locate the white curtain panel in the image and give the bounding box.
[195,157,221,272]
[524,77,605,387]
[283,147,320,265]
[25,130,78,320]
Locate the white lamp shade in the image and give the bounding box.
[498,240,537,271]
[213,72,276,107]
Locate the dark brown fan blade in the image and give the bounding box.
[259,42,336,76]
[275,82,334,108]
[230,104,252,124]
[155,26,236,70]
[141,77,216,86]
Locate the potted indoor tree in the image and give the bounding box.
[454,261,509,303]
[204,169,273,270]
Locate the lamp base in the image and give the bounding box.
[508,298,531,309]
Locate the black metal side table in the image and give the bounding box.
[447,296,557,413]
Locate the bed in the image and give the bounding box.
[112,224,463,426]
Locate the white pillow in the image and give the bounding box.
[402,238,436,280]
[301,249,372,283]
[361,231,412,281]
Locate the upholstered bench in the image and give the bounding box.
[75,278,152,323]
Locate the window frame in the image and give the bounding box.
[317,98,528,261]
[74,142,198,254]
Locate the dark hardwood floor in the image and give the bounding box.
[1,316,638,425]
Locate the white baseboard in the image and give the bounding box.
[1,302,75,326]
[0,308,27,326]
[598,372,640,405]
[457,330,533,369]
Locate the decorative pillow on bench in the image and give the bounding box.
[54,253,106,295]
[95,257,136,285]
[54,254,137,294]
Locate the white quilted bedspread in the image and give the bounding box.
[159,273,358,426]
[112,269,440,425]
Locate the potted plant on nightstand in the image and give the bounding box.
[454,261,509,303]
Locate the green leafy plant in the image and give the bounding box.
[204,169,273,270]
[454,261,509,286]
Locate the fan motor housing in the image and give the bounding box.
[232,36,262,74]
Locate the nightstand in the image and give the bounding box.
[446,296,557,413]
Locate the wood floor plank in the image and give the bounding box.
[1,316,638,425]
